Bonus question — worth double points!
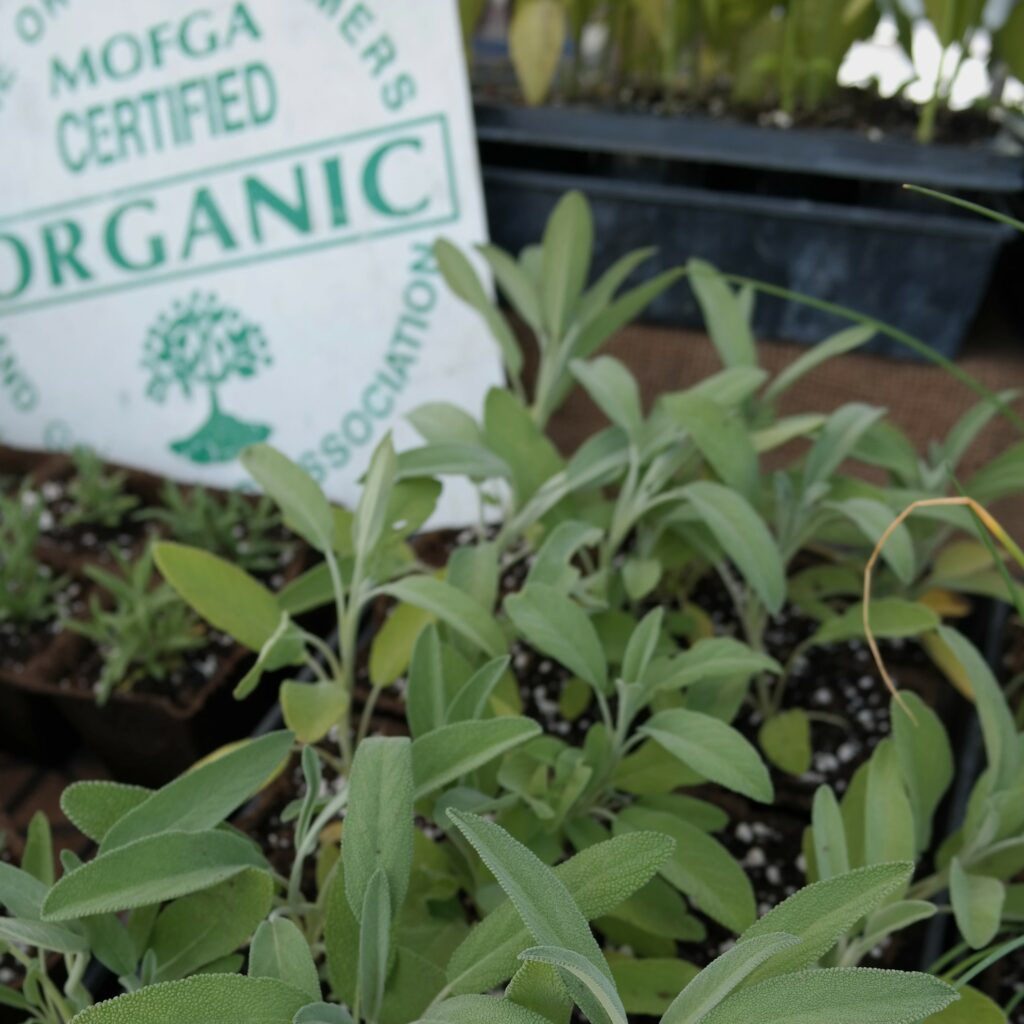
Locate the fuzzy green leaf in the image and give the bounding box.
[60,781,151,845]
[250,918,321,1003]
[68,974,309,1024]
[506,584,608,694]
[445,832,674,996]
[101,731,293,852]
[640,708,773,803]
[681,481,785,615]
[704,968,956,1024]
[380,577,506,658]
[412,719,541,799]
[241,445,334,553]
[660,932,799,1024]
[741,863,915,982]
[344,738,413,923]
[43,831,267,921]
[150,869,274,983]
[446,811,611,1023]
[153,542,283,650]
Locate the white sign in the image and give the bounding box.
[0,0,501,517]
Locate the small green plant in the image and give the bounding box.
[0,490,66,626]
[803,628,1024,969]
[60,448,139,530]
[67,548,205,705]
[0,733,292,1023]
[435,191,682,431]
[41,735,966,1024]
[138,482,288,574]
[154,436,536,776]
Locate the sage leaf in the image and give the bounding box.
[802,403,885,491]
[660,932,799,1024]
[352,435,397,567]
[412,718,541,799]
[380,577,506,658]
[344,738,413,923]
[865,740,916,868]
[519,947,627,1024]
[418,995,552,1024]
[250,918,321,1003]
[293,1004,354,1024]
[101,731,293,852]
[936,626,1020,791]
[506,584,608,694]
[0,862,47,920]
[540,191,591,339]
[60,781,151,845]
[68,973,309,1024]
[446,810,611,1024]
[811,786,850,881]
[406,624,447,738]
[571,357,643,438]
[358,869,391,1023]
[663,392,758,497]
[640,708,773,803]
[434,239,523,376]
[759,709,812,776]
[447,657,511,723]
[618,806,755,932]
[153,542,283,651]
[445,831,673,996]
[702,967,956,1024]
[44,831,267,921]
[687,259,756,368]
[241,444,334,553]
[891,691,953,853]
[681,481,785,615]
[950,858,1004,949]
[526,521,603,592]
[606,955,698,1017]
[0,918,88,955]
[280,681,348,744]
[740,862,914,982]
[149,869,274,983]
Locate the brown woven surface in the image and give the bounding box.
[543,319,1024,532]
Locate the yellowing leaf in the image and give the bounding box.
[509,0,566,105]
[917,589,971,618]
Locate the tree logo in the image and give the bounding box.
[142,292,273,465]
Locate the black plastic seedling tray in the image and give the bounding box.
[476,104,1022,359]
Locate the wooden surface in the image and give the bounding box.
[544,314,1024,531]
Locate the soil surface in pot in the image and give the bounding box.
[473,71,1005,148]
[0,578,87,673]
[29,475,155,570]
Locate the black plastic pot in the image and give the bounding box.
[476,104,1021,359]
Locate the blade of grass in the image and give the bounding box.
[903,184,1024,234]
[681,267,1024,435]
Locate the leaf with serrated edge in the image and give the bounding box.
[101,731,293,852]
[446,810,610,1024]
[660,932,799,1024]
[412,719,540,799]
[67,974,309,1024]
[446,831,674,995]
[343,738,413,922]
[519,947,627,1024]
[739,863,914,982]
[43,831,266,921]
[702,967,956,1024]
